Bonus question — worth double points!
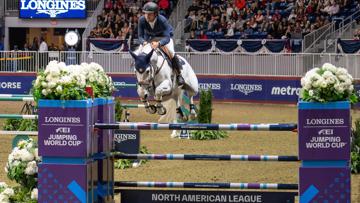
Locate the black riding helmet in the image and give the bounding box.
[142,2,159,13]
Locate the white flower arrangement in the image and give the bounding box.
[0,182,14,203]
[30,188,38,200]
[300,63,358,103]
[6,139,39,191]
[33,61,114,101]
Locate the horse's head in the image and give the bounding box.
[129,44,157,86]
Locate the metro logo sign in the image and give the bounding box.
[19,0,86,19]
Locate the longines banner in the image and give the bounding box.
[1,73,360,105]
[19,0,87,19]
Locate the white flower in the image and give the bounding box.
[3,188,14,196]
[309,90,314,96]
[0,182,8,188]
[335,67,348,76]
[25,161,38,175]
[320,80,328,88]
[322,71,334,79]
[34,77,41,86]
[31,188,38,200]
[60,76,72,84]
[0,194,9,203]
[56,85,63,93]
[349,85,354,92]
[48,81,57,89]
[322,63,337,73]
[41,82,47,88]
[41,89,48,96]
[19,149,34,162]
[48,65,61,77]
[26,142,33,150]
[12,160,20,167]
[325,75,337,84]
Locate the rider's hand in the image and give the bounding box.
[151,41,160,49]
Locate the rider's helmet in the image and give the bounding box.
[142,2,159,14]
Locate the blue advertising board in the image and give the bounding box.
[110,74,302,103]
[1,72,359,106]
[0,73,36,94]
[19,0,86,19]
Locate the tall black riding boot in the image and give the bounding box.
[172,55,185,86]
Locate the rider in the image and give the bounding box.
[138,1,185,86]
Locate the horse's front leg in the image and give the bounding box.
[137,86,156,114]
[189,96,197,120]
[154,80,172,115]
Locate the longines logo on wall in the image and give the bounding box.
[199,83,221,90]
[20,0,86,18]
[230,83,262,95]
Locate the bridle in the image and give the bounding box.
[134,49,166,89]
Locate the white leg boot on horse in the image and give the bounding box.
[154,80,172,115]
[137,86,156,114]
[189,97,197,120]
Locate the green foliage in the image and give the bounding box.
[197,89,213,123]
[114,146,149,169]
[32,71,90,103]
[2,119,38,131]
[191,130,228,140]
[115,98,124,122]
[191,89,228,140]
[9,186,37,203]
[351,119,360,173]
[7,162,37,191]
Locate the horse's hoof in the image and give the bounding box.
[157,106,167,115]
[147,105,157,114]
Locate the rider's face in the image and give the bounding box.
[145,13,156,22]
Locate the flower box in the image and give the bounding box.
[38,99,94,158]
[298,101,351,203]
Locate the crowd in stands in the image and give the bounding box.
[185,0,358,40]
[354,28,360,39]
[89,0,177,41]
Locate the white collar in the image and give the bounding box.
[148,18,157,29]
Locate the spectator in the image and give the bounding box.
[30,37,39,51]
[225,21,235,37]
[189,30,196,39]
[39,37,48,52]
[104,0,113,11]
[23,43,30,51]
[199,30,208,40]
[255,10,264,25]
[354,29,360,40]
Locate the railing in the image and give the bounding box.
[303,22,336,52]
[1,51,360,79]
[322,10,360,53]
[168,0,192,28]
[5,0,101,11]
[0,0,4,17]
[82,0,105,51]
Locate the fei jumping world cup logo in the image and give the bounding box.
[20,0,86,19]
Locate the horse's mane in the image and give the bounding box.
[134,43,153,55]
